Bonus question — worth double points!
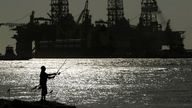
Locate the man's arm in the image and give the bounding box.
[47,73,57,79]
[49,73,57,76]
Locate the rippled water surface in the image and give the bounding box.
[0,58,192,108]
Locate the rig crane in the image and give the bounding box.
[77,0,91,25]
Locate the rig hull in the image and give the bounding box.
[12,23,188,58]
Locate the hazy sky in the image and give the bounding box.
[0,0,192,54]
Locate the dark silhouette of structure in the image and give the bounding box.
[5,46,16,58]
[0,0,191,58]
[0,46,17,60]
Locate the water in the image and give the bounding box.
[0,58,192,108]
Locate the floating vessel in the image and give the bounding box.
[0,0,192,59]
[0,46,30,60]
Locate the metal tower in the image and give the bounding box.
[139,0,162,31]
[107,0,124,26]
[51,0,69,23]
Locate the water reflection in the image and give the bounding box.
[0,59,192,108]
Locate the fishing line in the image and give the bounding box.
[49,59,69,99]
[54,68,89,100]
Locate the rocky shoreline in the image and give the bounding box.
[0,99,76,108]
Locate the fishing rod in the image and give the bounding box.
[55,59,68,75]
[48,59,69,96]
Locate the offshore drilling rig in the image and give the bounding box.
[0,0,188,59]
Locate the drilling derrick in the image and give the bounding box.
[51,0,69,23]
[107,0,124,26]
[139,0,162,31]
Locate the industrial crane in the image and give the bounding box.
[77,0,91,24]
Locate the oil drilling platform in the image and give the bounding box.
[0,0,190,59]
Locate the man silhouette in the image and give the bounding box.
[39,66,57,101]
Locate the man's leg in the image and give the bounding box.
[41,89,43,101]
[44,95,46,101]
[41,97,43,101]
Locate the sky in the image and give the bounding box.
[0,0,192,54]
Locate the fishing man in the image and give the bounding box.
[39,66,57,101]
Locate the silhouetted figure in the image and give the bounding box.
[39,66,57,101]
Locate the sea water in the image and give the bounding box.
[0,58,192,108]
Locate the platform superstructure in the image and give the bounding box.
[0,0,189,59]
